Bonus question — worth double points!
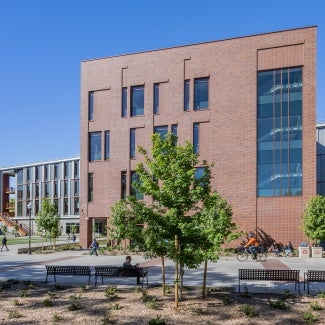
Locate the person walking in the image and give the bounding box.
[89,238,99,256]
[1,235,9,251]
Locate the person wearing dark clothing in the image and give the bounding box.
[1,236,9,251]
[90,239,99,256]
[123,255,141,284]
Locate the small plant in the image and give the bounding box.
[12,299,21,306]
[100,314,113,324]
[146,297,158,309]
[27,282,36,289]
[283,289,292,299]
[165,286,172,294]
[318,291,325,299]
[19,289,29,297]
[54,283,65,291]
[221,295,232,305]
[79,284,87,291]
[302,311,318,324]
[67,302,82,311]
[52,313,63,322]
[104,285,118,300]
[111,303,120,310]
[43,298,53,307]
[69,293,81,300]
[135,286,143,293]
[48,291,57,298]
[8,310,23,319]
[268,299,287,309]
[240,304,256,317]
[148,315,167,325]
[310,300,322,311]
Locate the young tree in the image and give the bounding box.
[302,195,325,245]
[111,133,239,307]
[35,198,62,250]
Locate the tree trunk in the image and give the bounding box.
[161,255,166,296]
[174,235,179,309]
[179,263,184,301]
[202,259,208,298]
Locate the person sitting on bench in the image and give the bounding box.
[123,255,141,284]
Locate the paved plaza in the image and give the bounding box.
[0,242,324,295]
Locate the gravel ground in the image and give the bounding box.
[0,280,324,324]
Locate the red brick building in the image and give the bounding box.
[79,27,316,249]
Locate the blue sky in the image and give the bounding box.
[0,0,324,168]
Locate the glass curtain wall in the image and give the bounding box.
[257,67,302,197]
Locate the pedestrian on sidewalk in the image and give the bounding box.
[1,235,9,251]
[89,238,99,256]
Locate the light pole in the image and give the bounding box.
[27,201,32,255]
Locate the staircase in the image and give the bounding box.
[0,213,29,236]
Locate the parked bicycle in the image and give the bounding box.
[236,245,267,262]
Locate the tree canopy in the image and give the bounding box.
[302,195,325,244]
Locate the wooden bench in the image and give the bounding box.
[304,270,325,294]
[45,265,91,284]
[94,266,148,287]
[239,269,300,294]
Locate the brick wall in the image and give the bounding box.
[79,27,316,248]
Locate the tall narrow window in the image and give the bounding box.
[64,162,70,179]
[121,171,127,199]
[184,79,190,111]
[171,124,178,137]
[89,131,101,161]
[131,85,144,116]
[88,173,93,202]
[54,164,59,180]
[153,83,160,114]
[89,91,94,120]
[104,130,110,160]
[122,87,127,117]
[257,67,302,197]
[74,160,79,178]
[131,171,143,200]
[193,123,199,154]
[194,77,209,110]
[130,128,136,158]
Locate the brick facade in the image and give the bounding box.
[80,27,317,248]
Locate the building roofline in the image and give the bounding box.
[81,26,317,63]
[0,156,80,171]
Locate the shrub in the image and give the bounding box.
[240,304,256,317]
[302,311,318,324]
[104,285,118,300]
[310,301,322,311]
[52,313,63,322]
[67,302,82,311]
[43,298,53,307]
[148,315,167,325]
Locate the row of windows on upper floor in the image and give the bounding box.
[16,161,80,185]
[88,77,209,120]
[16,179,80,200]
[88,123,202,162]
[16,197,80,217]
[88,166,207,203]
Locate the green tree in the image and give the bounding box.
[111,133,239,305]
[35,198,62,250]
[302,195,325,245]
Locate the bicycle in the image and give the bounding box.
[236,245,267,262]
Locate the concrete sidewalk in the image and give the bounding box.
[1,244,324,295]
